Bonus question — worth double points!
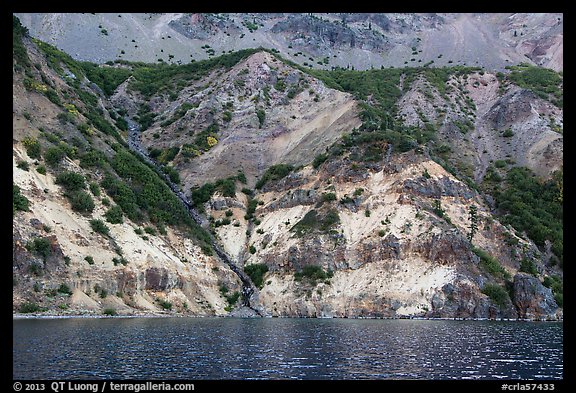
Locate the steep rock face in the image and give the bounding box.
[513,273,559,320]
[397,70,563,182]
[203,153,559,319]
[112,51,362,188]
[12,35,243,317]
[13,22,563,320]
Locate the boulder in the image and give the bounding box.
[512,273,558,320]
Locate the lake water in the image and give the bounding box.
[13,317,562,380]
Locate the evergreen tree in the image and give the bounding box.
[467,205,479,243]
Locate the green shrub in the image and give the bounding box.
[256,108,265,128]
[495,160,507,169]
[542,275,563,307]
[89,219,110,236]
[236,172,247,184]
[507,64,563,107]
[13,16,31,70]
[29,263,43,275]
[44,146,66,166]
[16,160,30,171]
[312,153,328,168]
[55,171,86,191]
[255,164,294,189]
[79,149,107,168]
[25,237,52,260]
[36,165,46,175]
[244,263,269,288]
[294,265,333,286]
[473,246,510,280]
[321,192,337,202]
[79,62,132,97]
[112,257,128,266]
[103,308,117,316]
[68,190,95,213]
[89,182,101,197]
[519,258,538,276]
[481,283,510,309]
[249,245,257,254]
[158,299,172,310]
[22,137,42,159]
[502,128,514,138]
[104,205,124,224]
[245,198,259,221]
[291,208,340,237]
[494,167,562,265]
[144,226,157,235]
[19,302,42,313]
[13,184,30,213]
[84,255,94,265]
[57,283,73,295]
[225,291,240,307]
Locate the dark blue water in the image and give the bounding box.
[13,317,562,380]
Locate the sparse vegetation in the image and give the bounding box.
[13,184,30,213]
[481,283,510,309]
[291,208,340,237]
[473,246,510,280]
[25,237,52,260]
[294,265,333,286]
[255,164,294,189]
[244,263,269,289]
[256,108,266,128]
[89,219,110,236]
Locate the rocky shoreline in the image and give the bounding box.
[13,312,563,322]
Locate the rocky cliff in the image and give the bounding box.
[12,16,563,320]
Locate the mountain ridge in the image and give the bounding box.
[15,13,563,72]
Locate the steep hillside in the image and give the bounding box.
[111,50,361,188]
[12,18,245,316]
[16,13,563,72]
[396,67,563,181]
[13,16,563,320]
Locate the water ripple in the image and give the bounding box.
[13,318,562,380]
